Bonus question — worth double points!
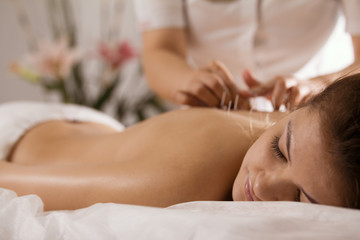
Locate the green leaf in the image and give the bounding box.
[92,74,120,110]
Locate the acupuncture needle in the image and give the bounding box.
[227,101,232,115]
[234,94,239,110]
[220,91,226,109]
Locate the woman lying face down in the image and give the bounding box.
[0,74,359,210]
[233,107,344,206]
[235,73,360,208]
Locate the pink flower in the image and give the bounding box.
[98,41,136,69]
[27,37,80,79]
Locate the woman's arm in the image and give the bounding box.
[0,146,238,211]
[242,35,360,110]
[0,159,217,211]
[142,29,243,108]
[142,28,192,102]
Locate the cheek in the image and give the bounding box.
[232,136,270,200]
[232,122,285,200]
[243,135,271,167]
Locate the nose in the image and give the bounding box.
[253,170,296,201]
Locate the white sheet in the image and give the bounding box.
[0,188,359,239]
[0,101,125,160]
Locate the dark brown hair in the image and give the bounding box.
[307,73,360,208]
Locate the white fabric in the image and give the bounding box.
[0,101,125,160]
[1,188,360,239]
[134,0,360,88]
[342,0,360,35]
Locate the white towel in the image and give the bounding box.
[0,101,125,160]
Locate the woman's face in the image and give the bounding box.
[232,107,345,206]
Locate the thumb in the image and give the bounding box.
[243,69,260,88]
[243,70,274,97]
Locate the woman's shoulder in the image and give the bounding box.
[160,107,287,126]
[144,108,288,139]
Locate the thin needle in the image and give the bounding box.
[234,94,239,110]
[227,101,232,115]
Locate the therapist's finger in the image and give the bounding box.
[243,69,260,88]
[242,70,274,98]
[174,90,206,107]
[186,80,220,107]
[288,87,305,111]
[272,78,289,110]
[248,82,274,97]
[205,61,252,109]
[191,81,220,107]
[200,70,232,106]
[272,77,297,110]
[207,61,239,100]
[198,71,231,104]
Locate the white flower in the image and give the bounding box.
[27,37,80,79]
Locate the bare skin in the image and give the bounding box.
[0,108,284,210]
[143,27,360,110]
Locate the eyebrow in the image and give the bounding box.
[285,120,319,204]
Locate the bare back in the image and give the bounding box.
[2,108,286,210]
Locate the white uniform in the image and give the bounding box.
[134,0,360,89]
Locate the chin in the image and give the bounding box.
[232,186,242,201]
[232,175,243,201]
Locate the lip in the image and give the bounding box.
[244,177,254,201]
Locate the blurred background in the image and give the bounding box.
[0,0,354,125]
[0,0,167,126]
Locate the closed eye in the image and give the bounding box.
[270,136,287,162]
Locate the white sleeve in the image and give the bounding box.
[341,0,360,35]
[133,0,186,32]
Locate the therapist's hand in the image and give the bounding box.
[174,61,250,109]
[242,70,326,111]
